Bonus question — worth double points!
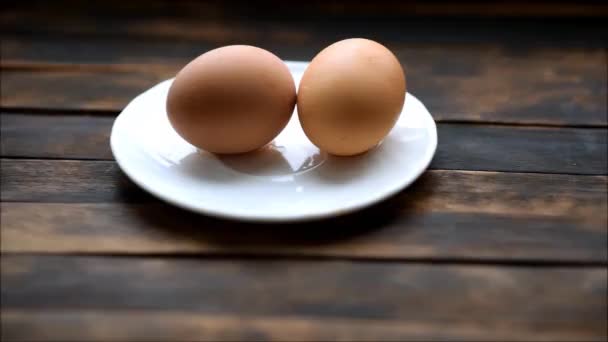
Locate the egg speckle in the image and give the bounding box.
[167,45,296,154]
[297,38,406,156]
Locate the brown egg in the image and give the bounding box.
[167,45,296,154]
[297,38,406,156]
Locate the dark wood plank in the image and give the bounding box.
[2,256,606,341]
[2,159,606,206]
[2,160,605,262]
[9,311,597,342]
[411,47,607,127]
[433,124,608,174]
[3,307,607,342]
[0,114,115,160]
[0,69,167,111]
[0,159,146,203]
[2,39,606,126]
[2,1,607,43]
[4,0,608,21]
[1,201,606,262]
[9,309,588,342]
[3,114,606,174]
[3,29,607,67]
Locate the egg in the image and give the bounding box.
[167,45,296,154]
[297,38,406,156]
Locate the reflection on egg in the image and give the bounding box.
[297,38,406,156]
[167,45,296,154]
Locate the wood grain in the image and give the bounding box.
[3,1,607,41]
[1,201,606,262]
[0,114,115,160]
[0,159,146,203]
[3,308,607,342]
[2,160,605,261]
[2,256,606,341]
[434,124,607,174]
[8,310,606,342]
[0,69,167,111]
[2,159,606,207]
[2,40,606,126]
[3,113,606,173]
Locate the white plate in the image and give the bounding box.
[110,61,437,222]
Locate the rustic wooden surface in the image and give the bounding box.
[1,1,607,341]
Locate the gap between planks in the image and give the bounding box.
[2,108,607,128]
[1,157,605,177]
[0,251,606,268]
[2,254,606,342]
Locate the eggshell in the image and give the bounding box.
[297,38,406,156]
[167,45,296,154]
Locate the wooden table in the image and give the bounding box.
[1,1,607,341]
